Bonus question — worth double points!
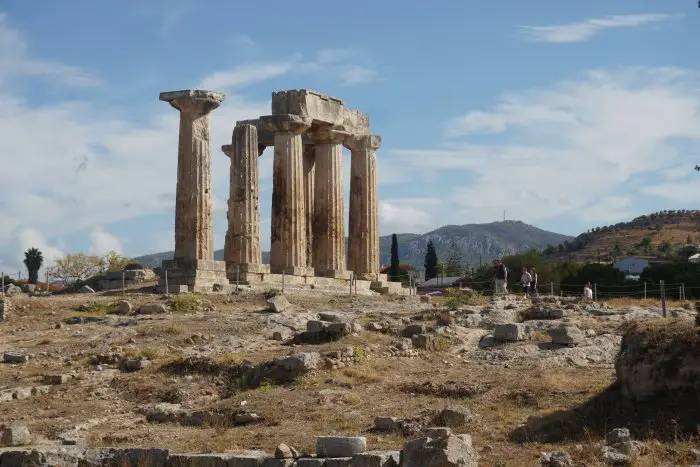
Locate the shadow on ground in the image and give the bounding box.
[510,383,700,443]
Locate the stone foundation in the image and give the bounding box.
[99,269,157,290]
[0,297,9,321]
[158,259,229,293]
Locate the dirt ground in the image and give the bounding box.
[1,288,698,466]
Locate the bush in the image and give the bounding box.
[443,287,474,310]
[170,293,200,313]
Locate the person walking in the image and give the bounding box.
[520,267,532,297]
[583,282,593,300]
[529,267,539,297]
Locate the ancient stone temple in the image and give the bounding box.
[225,90,386,287]
[160,88,400,294]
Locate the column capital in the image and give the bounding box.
[260,114,312,134]
[307,125,350,144]
[221,144,233,158]
[159,89,225,115]
[344,134,381,151]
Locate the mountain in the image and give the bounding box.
[132,220,572,270]
[542,210,700,262]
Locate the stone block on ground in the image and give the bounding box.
[548,325,585,346]
[0,425,31,446]
[350,451,400,467]
[435,406,472,427]
[316,436,367,457]
[116,300,132,314]
[44,374,72,385]
[375,416,402,432]
[494,323,532,342]
[267,295,290,313]
[540,450,573,466]
[123,358,151,371]
[3,351,28,363]
[401,434,478,467]
[401,324,426,338]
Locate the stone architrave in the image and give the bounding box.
[303,144,316,268]
[260,114,314,276]
[158,89,229,293]
[221,123,268,281]
[309,126,351,279]
[346,135,382,281]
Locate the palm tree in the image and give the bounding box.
[23,248,43,285]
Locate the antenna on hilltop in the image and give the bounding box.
[503,210,506,222]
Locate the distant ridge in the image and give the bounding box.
[132,220,572,270]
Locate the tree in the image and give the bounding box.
[443,242,464,276]
[688,234,694,245]
[49,253,105,285]
[389,234,400,282]
[613,241,624,259]
[103,251,130,272]
[23,248,43,285]
[424,241,438,281]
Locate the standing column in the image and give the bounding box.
[221,123,268,281]
[159,89,224,262]
[261,114,313,276]
[346,135,382,280]
[310,127,351,279]
[303,145,316,269]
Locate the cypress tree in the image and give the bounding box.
[389,234,400,281]
[424,240,438,281]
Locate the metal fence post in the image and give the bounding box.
[121,271,126,297]
[660,280,667,318]
[236,264,240,293]
[593,283,597,301]
[165,269,169,295]
[550,282,553,297]
[644,281,647,300]
[282,271,286,294]
[1,271,4,296]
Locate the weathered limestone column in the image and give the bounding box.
[158,89,229,292]
[303,144,316,268]
[160,89,224,261]
[221,123,268,282]
[260,114,314,276]
[346,135,382,281]
[309,126,350,279]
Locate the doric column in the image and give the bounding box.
[260,114,313,276]
[159,89,224,262]
[309,126,350,279]
[303,144,316,268]
[346,135,381,280]
[221,123,268,280]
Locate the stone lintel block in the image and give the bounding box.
[342,108,371,136]
[260,114,312,134]
[162,259,227,272]
[272,89,344,119]
[307,125,351,144]
[155,284,189,294]
[227,262,270,275]
[344,134,381,151]
[319,269,353,280]
[270,265,316,277]
[159,89,225,113]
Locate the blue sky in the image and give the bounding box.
[0,0,698,275]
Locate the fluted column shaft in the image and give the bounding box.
[347,135,381,280]
[303,145,316,268]
[311,128,350,278]
[160,90,224,262]
[222,124,266,276]
[262,114,313,276]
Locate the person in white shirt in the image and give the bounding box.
[583,282,593,300]
[520,267,532,297]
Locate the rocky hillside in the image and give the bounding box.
[542,210,700,262]
[133,221,571,270]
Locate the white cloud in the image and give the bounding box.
[519,13,683,43]
[577,196,635,224]
[88,227,124,256]
[341,65,378,86]
[0,13,100,86]
[640,180,700,203]
[379,200,435,234]
[392,67,700,228]
[198,61,294,90]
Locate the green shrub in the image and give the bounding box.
[170,293,200,313]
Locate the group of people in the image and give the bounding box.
[492,259,538,297]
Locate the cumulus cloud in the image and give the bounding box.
[17,227,64,272]
[379,199,436,234]
[519,13,684,43]
[88,227,124,256]
[389,66,700,229]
